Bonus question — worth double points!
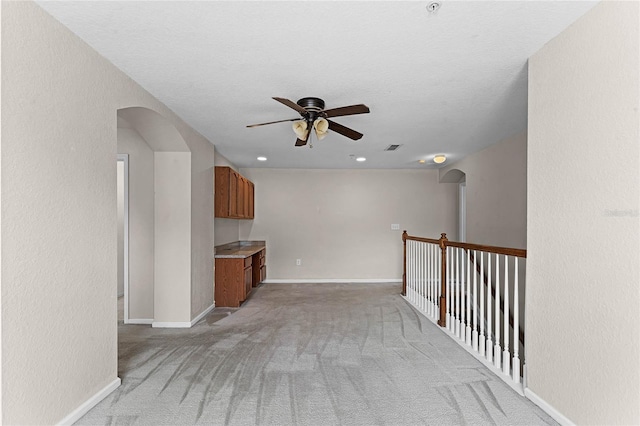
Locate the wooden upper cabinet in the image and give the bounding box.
[236,175,245,218]
[248,182,254,218]
[229,170,238,217]
[214,166,255,219]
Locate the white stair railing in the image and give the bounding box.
[404,238,442,322]
[402,232,527,393]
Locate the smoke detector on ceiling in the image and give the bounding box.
[427,2,441,13]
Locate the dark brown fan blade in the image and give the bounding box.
[294,126,312,147]
[246,118,299,128]
[323,104,370,118]
[273,97,307,115]
[327,120,363,140]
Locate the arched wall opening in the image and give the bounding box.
[116,107,192,326]
[440,168,467,242]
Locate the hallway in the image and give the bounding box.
[82,283,554,425]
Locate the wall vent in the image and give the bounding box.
[385,144,402,151]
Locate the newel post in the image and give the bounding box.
[438,233,448,327]
[402,230,408,296]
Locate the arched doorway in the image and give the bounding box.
[116,107,192,326]
[440,169,466,241]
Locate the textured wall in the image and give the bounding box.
[439,130,527,249]
[527,1,639,424]
[117,128,155,321]
[154,153,191,323]
[191,165,214,318]
[238,169,457,280]
[1,2,215,423]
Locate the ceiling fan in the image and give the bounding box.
[247,97,370,147]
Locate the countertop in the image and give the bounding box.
[214,241,265,259]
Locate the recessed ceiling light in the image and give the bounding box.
[356,157,366,162]
[257,156,267,161]
[433,154,446,164]
[418,159,426,164]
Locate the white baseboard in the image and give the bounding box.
[402,294,525,396]
[57,377,121,425]
[152,321,191,328]
[125,318,153,325]
[190,303,215,326]
[524,388,575,426]
[263,278,402,284]
[152,303,216,328]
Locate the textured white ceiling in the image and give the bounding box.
[37,1,597,169]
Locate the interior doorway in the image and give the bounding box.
[117,154,129,323]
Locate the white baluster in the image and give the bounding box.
[416,242,420,309]
[456,248,461,338]
[494,254,501,369]
[434,244,438,319]
[466,249,471,346]
[429,244,434,318]
[410,241,414,303]
[447,247,453,332]
[513,257,520,384]
[503,255,510,376]
[479,251,485,356]
[427,243,431,316]
[436,244,440,318]
[414,241,418,304]
[426,243,430,315]
[418,242,424,312]
[425,243,429,314]
[460,248,465,341]
[472,250,478,351]
[486,252,493,363]
[407,241,412,301]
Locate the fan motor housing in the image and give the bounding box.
[297,97,325,111]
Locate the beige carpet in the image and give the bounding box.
[80,283,555,425]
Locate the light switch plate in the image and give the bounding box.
[391,224,400,230]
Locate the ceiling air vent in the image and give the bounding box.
[385,144,402,151]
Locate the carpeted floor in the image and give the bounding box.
[80,283,555,425]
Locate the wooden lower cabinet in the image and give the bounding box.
[215,248,266,307]
[251,249,266,287]
[243,264,252,301]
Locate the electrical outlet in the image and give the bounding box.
[391,224,400,230]
[296,259,302,266]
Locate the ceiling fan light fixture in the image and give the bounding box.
[433,154,447,164]
[313,118,329,140]
[292,120,308,139]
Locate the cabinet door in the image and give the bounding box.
[243,266,252,300]
[243,179,250,218]
[237,176,245,218]
[229,171,238,217]
[214,167,230,218]
[248,182,254,219]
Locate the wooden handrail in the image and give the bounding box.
[405,232,526,258]
[446,241,526,258]
[403,235,441,245]
[402,231,526,344]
